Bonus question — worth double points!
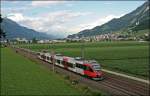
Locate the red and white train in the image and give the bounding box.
[37,52,104,80]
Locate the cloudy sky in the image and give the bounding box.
[1,1,145,38]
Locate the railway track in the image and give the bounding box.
[104,74,149,95]
[99,78,146,96]
[13,47,150,96]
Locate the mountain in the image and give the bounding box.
[68,1,149,38]
[1,18,54,40]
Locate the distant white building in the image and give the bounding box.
[37,39,66,44]
[37,40,44,44]
[51,40,66,43]
[67,38,81,42]
[0,40,7,43]
[37,40,51,44]
[15,37,28,43]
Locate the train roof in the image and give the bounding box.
[55,53,63,56]
[44,53,51,56]
[84,60,98,64]
[74,57,83,61]
[61,56,99,65]
[40,52,100,65]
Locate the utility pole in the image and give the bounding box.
[51,41,55,72]
[81,35,85,60]
[51,51,55,72]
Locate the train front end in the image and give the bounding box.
[83,60,104,80]
[91,64,104,80]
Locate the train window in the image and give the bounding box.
[68,62,70,67]
[76,63,80,68]
[47,57,50,60]
[50,57,53,61]
[76,63,84,69]
[72,64,75,68]
[92,65,100,70]
[83,65,87,70]
[77,64,79,67]
[84,66,89,70]
[67,62,73,68]
[41,55,44,58]
[80,65,83,69]
[84,66,93,72]
[44,56,46,59]
[76,63,78,67]
[57,60,61,64]
[62,61,66,65]
[59,60,61,64]
[72,63,75,68]
[89,68,93,72]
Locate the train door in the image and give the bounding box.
[47,56,51,63]
[75,63,84,75]
[63,58,68,69]
[50,56,53,63]
[84,66,95,78]
[50,55,55,64]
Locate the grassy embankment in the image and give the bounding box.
[1,47,83,95]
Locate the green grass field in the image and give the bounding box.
[16,41,149,79]
[1,48,82,95]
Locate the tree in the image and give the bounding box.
[0,14,6,38]
[0,14,2,22]
[32,37,37,43]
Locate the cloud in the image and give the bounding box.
[2,1,64,15]
[11,1,21,4]
[7,11,92,38]
[66,4,73,7]
[6,11,124,38]
[31,1,65,7]
[77,14,125,30]
[103,2,113,5]
[66,14,125,35]
[41,10,92,23]
[7,13,25,22]
[7,13,43,31]
[1,3,31,15]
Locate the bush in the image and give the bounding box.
[64,75,70,80]
[71,79,79,85]
[91,91,102,96]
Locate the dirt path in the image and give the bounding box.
[102,69,149,84]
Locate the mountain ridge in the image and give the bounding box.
[1,18,54,40]
[68,1,149,38]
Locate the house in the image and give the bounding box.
[15,37,28,43]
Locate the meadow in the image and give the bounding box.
[16,41,149,79]
[1,48,82,95]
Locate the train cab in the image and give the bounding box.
[37,52,44,59]
[83,60,104,80]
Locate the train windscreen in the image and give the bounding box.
[92,64,101,70]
